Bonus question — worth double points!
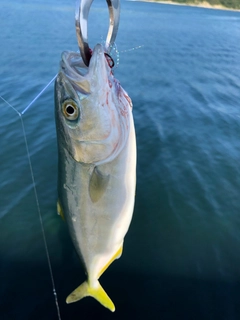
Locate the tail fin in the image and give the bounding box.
[66,280,115,312]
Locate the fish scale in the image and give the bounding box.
[55,43,136,312]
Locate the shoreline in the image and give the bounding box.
[131,0,240,12]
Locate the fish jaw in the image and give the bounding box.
[55,44,130,165]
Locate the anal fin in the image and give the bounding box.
[98,245,123,278]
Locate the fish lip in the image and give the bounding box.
[59,44,109,95]
[88,44,109,74]
[60,51,91,94]
[90,44,106,63]
[61,51,87,77]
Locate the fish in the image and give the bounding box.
[54,43,136,312]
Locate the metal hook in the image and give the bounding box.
[75,0,120,67]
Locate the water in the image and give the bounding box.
[1,0,240,319]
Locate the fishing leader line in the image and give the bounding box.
[0,94,62,320]
[21,74,57,115]
[120,45,144,53]
[98,39,144,70]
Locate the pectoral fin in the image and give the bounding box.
[66,280,115,312]
[89,166,110,203]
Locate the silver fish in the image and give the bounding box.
[54,43,136,312]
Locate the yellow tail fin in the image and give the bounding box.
[66,280,115,312]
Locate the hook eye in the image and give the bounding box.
[75,0,120,67]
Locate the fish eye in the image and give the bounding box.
[62,100,79,120]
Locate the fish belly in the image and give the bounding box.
[58,114,136,280]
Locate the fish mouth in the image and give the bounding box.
[88,44,109,73]
[60,51,90,94]
[60,44,110,95]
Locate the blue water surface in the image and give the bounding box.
[1,0,240,319]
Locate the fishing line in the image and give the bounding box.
[0,95,21,116]
[0,95,62,320]
[102,42,144,69]
[120,45,144,53]
[21,74,57,115]
[108,43,144,69]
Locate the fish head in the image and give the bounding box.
[55,44,131,164]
